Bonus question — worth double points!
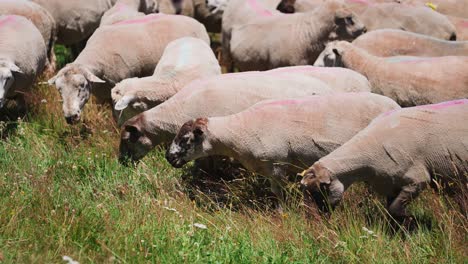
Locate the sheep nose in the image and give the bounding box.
[65,114,80,124]
[450,32,457,41]
[362,27,367,33]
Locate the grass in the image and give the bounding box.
[0,46,466,263]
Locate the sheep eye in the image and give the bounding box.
[345,17,354,25]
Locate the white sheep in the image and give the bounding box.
[301,99,468,222]
[118,69,334,162]
[31,0,117,46]
[0,0,56,74]
[48,14,209,124]
[352,29,468,57]
[165,93,400,202]
[112,37,222,125]
[229,0,366,71]
[314,41,468,107]
[0,15,47,108]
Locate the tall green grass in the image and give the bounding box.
[0,47,466,263]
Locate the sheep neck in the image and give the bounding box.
[205,117,256,166]
[301,4,337,46]
[319,134,375,188]
[143,99,186,146]
[341,44,377,78]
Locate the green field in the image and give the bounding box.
[0,47,466,263]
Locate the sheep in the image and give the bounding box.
[113,65,371,125]
[48,14,209,124]
[100,0,151,26]
[398,0,468,19]
[31,0,116,46]
[352,29,468,57]
[268,66,372,93]
[448,16,468,41]
[112,37,222,125]
[193,0,225,32]
[165,93,400,203]
[221,0,282,70]
[118,70,334,163]
[0,0,56,74]
[301,99,468,222]
[0,15,47,108]
[229,0,366,71]
[154,0,194,16]
[314,41,468,107]
[346,1,458,40]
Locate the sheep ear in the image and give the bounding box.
[318,176,331,185]
[9,63,23,74]
[193,127,204,137]
[83,69,105,84]
[114,95,135,111]
[332,48,340,56]
[48,75,58,85]
[125,125,142,143]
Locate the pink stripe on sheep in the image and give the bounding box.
[247,0,273,17]
[460,21,468,28]
[418,99,468,110]
[114,13,165,25]
[271,66,332,74]
[0,15,15,27]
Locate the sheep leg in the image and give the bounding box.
[387,166,429,229]
[270,164,289,213]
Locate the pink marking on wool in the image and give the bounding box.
[418,99,468,110]
[0,15,16,27]
[114,13,164,25]
[247,0,273,17]
[459,21,468,28]
[270,66,333,74]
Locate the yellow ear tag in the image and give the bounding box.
[299,170,308,177]
[426,2,437,11]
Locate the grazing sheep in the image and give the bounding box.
[31,0,116,46]
[0,0,56,74]
[112,37,222,125]
[268,66,372,93]
[221,0,282,69]
[100,1,149,26]
[154,0,194,16]
[230,0,366,71]
[119,70,334,163]
[346,1,458,40]
[193,0,225,32]
[166,93,400,201]
[48,14,209,124]
[314,41,468,107]
[0,15,46,108]
[301,99,468,221]
[352,29,468,57]
[448,16,468,41]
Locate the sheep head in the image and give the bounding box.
[48,64,105,124]
[0,60,22,108]
[300,162,343,212]
[166,118,211,168]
